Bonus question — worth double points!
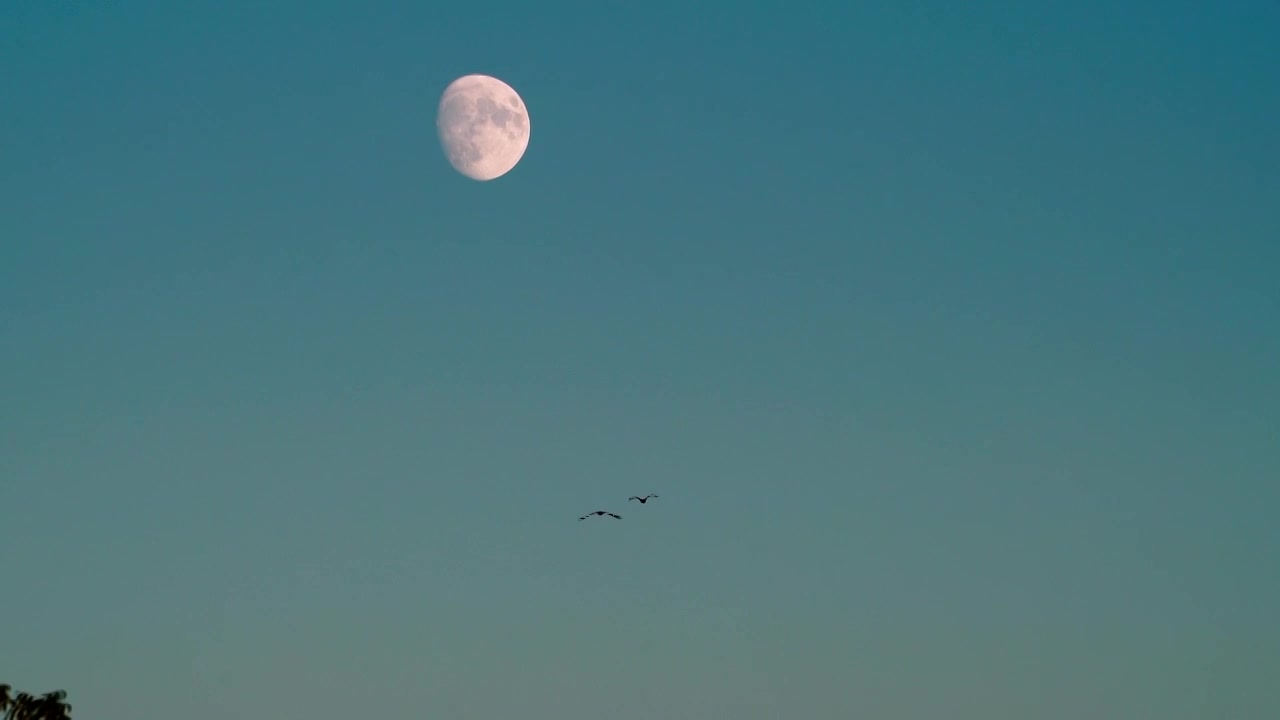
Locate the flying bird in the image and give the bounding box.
[579,511,622,520]
[628,495,659,504]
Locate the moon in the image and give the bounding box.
[437,74,531,181]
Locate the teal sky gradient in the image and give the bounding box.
[3,1,1278,717]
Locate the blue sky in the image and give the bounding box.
[2,1,1278,717]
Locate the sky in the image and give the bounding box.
[2,1,1278,717]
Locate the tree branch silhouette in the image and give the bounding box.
[1,685,73,720]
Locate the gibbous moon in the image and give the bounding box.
[437,74,531,181]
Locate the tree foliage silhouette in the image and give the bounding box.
[0,685,72,720]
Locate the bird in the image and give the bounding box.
[579,510,622,520]
[628,494,659,504]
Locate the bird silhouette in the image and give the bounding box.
[628,494,659,504]
[579,510,622,520]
